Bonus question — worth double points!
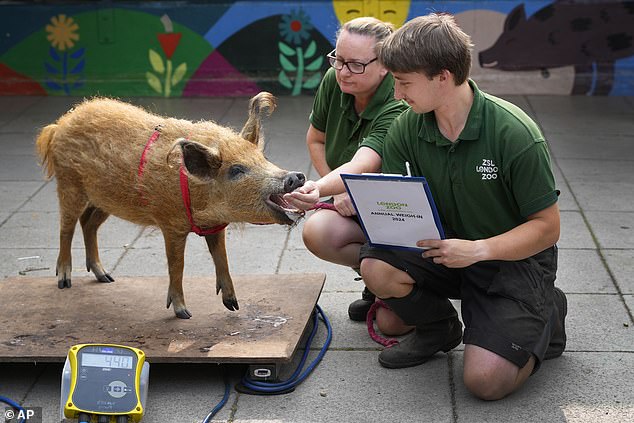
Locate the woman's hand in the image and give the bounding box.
[283,180,320,210]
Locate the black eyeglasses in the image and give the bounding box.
[326,49,378,74]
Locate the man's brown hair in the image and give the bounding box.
[378,13,473,84]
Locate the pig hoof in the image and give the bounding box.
[223,299,239,311]
[175,308,193,319]
[58,279,71,289]
[96,273,115,283]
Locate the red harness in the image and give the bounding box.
[139,128,228,236]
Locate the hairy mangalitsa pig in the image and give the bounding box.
[35,92,305,318]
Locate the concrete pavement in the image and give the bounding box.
[0,94,632,422]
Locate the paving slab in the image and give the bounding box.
[0,96,42,129]
[584,211,634,249]
[233,351,454,423]
[547,133,634,161]
[602,249,634,294]
[556,158,634,212]
[0,181,46,213]
[0,212,144,250]
[556,249,616,294]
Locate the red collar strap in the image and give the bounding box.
[137,127,163,204]
[139,129,228,236]
[179,162,229,236]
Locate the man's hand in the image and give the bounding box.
[333,192,356,216]
[417,238,487,268]
[283,180,320,211]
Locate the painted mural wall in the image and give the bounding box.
[1,0,633,97]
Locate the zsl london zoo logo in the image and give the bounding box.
[476,158,499,180]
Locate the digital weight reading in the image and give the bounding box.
[82,352,134,369]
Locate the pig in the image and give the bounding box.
[35,92,305,318]
[479,2,634,95]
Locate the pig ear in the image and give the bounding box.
[177,139,222,181]
[240,92,276,150]
[505,4,526,32]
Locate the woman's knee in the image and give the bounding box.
[359,258,386,294]
[301,215,326,255]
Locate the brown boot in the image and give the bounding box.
[348,287,375,321]
[378,317,463,369]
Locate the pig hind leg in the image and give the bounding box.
[162,231,192,319]
[205,231,239,311]
[55,176,89,288]
[80,205,114,283]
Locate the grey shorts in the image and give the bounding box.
[359,243,558,370]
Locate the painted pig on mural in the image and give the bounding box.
[36,93,305,318]
[479,2,634,95]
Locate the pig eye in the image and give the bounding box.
[228,164,247,179]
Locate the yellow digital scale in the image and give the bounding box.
[60,344,150,423]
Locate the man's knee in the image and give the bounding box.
[463,346,534,401]
[463,363,512,401]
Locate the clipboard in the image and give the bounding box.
[341,173,444,251]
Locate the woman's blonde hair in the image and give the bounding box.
[336,17,395,47]
[378,13,473,85]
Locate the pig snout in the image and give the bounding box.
[283,171,306,193]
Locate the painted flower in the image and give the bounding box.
[46,14,79,51]
[279,9,313,46]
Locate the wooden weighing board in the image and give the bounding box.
[0,274,325,364]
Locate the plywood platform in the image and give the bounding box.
[0,274,325,364]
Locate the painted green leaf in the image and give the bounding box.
[279,54,297,72]
[146,71,162,94]
[171,62,187,86]
[278,42,296,57]
[149,49,165,74]
[278,70,292,89]
[304,40,316,58]
[305,56,323,72]
[302,72,322,89]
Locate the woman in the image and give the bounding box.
[286,17,410,335]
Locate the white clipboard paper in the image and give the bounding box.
[341,173,445,251]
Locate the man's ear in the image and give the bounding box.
[176,139,222,181]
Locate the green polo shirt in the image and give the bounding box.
[381,80,558,240]
[310,68,408,170]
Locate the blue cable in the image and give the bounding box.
[200,305,332,421]
[0,395,26,423]
[240,305,332,393]
[201,374,231,423]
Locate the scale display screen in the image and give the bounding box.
[82,352,134,369]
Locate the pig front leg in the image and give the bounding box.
[204,231,239,311]
[162,231,192,319]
